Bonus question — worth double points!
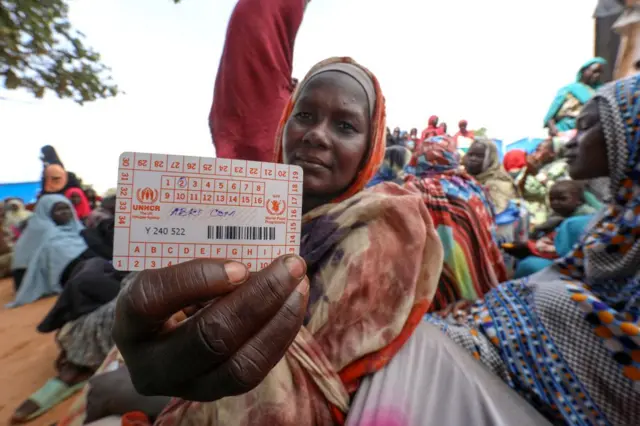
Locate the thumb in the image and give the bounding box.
[114,259,248,340]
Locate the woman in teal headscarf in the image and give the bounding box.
[543,57,607,137]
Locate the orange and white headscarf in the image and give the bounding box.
[274,57,386,203]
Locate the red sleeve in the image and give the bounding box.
[210,0,306,162]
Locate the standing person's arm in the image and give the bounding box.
[210,0,308,162]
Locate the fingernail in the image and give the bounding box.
[284,255,305,279]
[296,277,310,295]
[224,261,248,284]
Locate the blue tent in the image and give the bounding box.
[494,139,505,161]
[505,138,544,154]
[0,181,41,204]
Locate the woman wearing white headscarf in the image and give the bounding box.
[464,138,519,214]
[4,198,32,233]
[8,195,90,308]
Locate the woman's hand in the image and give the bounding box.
[112,255,310,402]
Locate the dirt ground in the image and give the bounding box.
[0,278,74,425]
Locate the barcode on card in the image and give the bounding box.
[207,225,276,241]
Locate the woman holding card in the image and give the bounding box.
[111,56,444,425]
[100,54,551,426]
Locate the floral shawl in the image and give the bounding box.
[155,57,444,425]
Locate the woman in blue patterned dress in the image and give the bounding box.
[351,74,640,426]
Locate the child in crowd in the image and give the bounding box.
[503,180,597,277]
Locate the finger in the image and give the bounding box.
[114,259,248,340]
[160,255,306,384]
[127,255,307,396]
[178,277,309,401]
[193,254,306,356]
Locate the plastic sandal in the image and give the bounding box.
[12,377,86,423]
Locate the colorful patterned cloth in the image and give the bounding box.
[405,139,507,311]
[367,146,412,187]
[424,74,640,425]
[154,57,444,426]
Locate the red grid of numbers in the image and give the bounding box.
[159,175,266,207]
[113,153,302,272]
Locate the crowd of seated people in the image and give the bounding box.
[4,1,639,425]
[0,149,125,422]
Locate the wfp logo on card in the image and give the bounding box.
[266,199,285,216]
[133,187,160,214]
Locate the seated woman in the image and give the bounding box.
[4,198,32,239]
[543,57,606,136]
[366,145,412,187]
[464,138,528,275]
[422,74,640,425]
[464,138,518,215]
[65,187,92,224]
[7,195,94,306]
[404,137,507,310]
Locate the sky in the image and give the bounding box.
[1,0,598,193]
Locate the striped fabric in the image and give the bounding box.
[405,139,507,311]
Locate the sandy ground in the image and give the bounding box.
[0,278,74,425]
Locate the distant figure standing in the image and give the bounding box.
[421,115,439,140]
[453,119,474,150]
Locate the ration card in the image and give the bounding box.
[113,152,303,272]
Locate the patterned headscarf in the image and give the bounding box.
[415,136,461,176]
[559,73,640,281]
[274,57,386,203]
[367,146,412,187]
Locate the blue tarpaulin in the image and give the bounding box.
[0,181,41,204]
[505,138,544,154]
